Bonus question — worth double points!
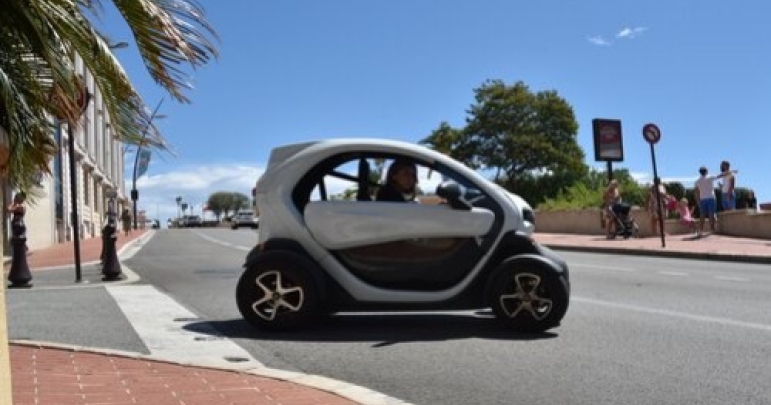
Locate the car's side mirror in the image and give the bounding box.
[436,181,472,210]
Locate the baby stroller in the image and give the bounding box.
[607,202,639,239]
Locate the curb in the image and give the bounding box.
[10,340,414,405]
[544,244,771,264]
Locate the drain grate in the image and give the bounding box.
[224,356,250,363]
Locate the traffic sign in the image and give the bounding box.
[642,123,661,144]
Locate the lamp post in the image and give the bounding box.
[131,98,164,230]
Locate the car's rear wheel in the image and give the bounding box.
[488,259,569,333]
[236,251,321,331]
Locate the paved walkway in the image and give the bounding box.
[4,229,771,405]
[533,231,771,263]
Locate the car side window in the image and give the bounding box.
[294,152,491,212]
[307,158,369,202]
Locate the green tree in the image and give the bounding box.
[421,80,585,203]
[206,191,250,220]
[0,0,219,190]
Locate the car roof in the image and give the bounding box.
[257,138,487,196]
[265,138,449,169]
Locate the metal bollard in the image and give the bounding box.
[101,221,123,281]
[7,216,32,288]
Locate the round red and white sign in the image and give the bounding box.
[642,123,661,144]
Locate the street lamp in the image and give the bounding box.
[131,98,164,230]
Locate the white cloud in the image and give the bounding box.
[127,164,264,222]
[616,27,647,39]
[588,35,612,46]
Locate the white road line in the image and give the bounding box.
[658,271,688,276]
[573,296,771,332]
[106,284,263,369]
[194,231,252,251]
[573,262,753,282]
[571,263,636,272]
[714,276,750,282]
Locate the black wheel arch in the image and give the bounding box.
[486,231,570,280]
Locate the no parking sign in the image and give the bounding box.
[643,123,661,144]
[643,122,665,248]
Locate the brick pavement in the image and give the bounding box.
[10,343,357,405]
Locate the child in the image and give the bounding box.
[677,198,698,235]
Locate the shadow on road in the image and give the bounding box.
[187,311,559,345]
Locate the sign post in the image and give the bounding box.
[643,123,665,248]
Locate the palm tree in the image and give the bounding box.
[0,0,219,189]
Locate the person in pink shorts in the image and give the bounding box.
[677,198,698,235]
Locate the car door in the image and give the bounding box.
[298,153,498,291]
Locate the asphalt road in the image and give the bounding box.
[9,229,771,405]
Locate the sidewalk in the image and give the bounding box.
[4,230,387,405]
[534,231,771,263]
[5,230,771,405]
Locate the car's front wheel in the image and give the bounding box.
[487,258,569,333]
[236,251,321,331]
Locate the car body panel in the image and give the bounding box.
[304,201,494,250]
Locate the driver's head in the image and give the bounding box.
[386,158,417,194]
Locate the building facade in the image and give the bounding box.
[4,54,127,252]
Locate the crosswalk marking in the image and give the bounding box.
[106,284,262,369]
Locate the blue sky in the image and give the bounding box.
[101,1,770,221]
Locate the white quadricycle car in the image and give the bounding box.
[236,139,570,332]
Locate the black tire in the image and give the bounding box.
[231,224,238,230]
[236,251,321,331]
[487,259,569,333]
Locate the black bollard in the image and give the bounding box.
[7,216,33,288]
[100,223,108,264]
[101,221,123,281]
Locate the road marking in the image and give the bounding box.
[714,276,750,282]
[658,271,688,276]
[573,262,753,282]
[573,296,771,332]
[194,231,252,251]
[106,284,263,369]
[571,263,636,272]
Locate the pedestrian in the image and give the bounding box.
[645,178,671,237]
[694,166,734,235]
[677,197,698,235]
[602,180,621,239]
[121,208,132,236]
[718,160,736,210]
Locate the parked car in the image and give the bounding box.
[180,215,202,228]
[236,138,570,332]
[231,211,259,229]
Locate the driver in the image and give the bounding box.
[376,158,418,202]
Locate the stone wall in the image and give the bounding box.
[534,207,771,240]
